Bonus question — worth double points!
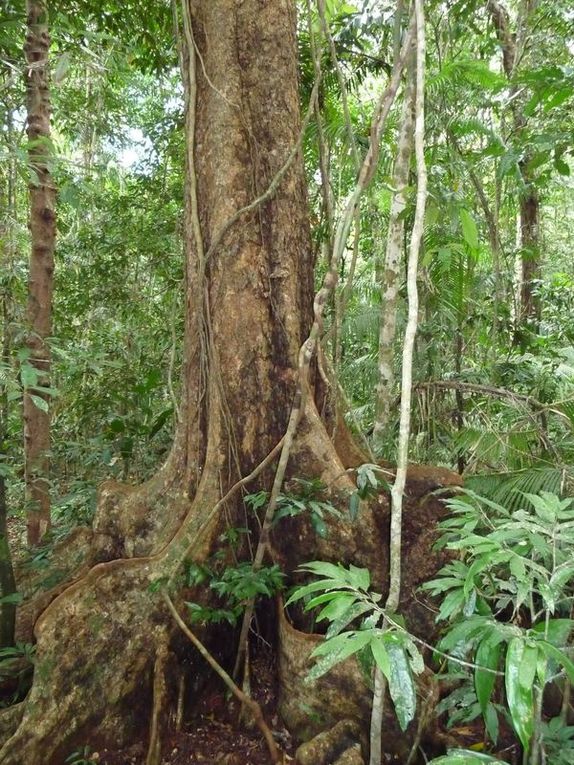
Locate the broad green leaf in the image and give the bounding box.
[555,157,570,176]
[436,588,465,622]
[538,641,574,684]
[398,635,425,675]
[30,394,49,413]
[311,597,354,624]
[20,364,38,387]
[475,636,501,716]
[484,702,499,745]
[387,640,416,731]
[311,630,371,658]
[0,592,22,605]
[531,619,573,648]
[505,637,535,751]
[285,578,348,606]
[348,565,370,591]
[370,636,391,679]
[53,52,71,83]
[299,561,348,580]
[440,616,492,651]
[305,591,350,610]
[349,491,361,521]
[459,209,479,250]
[325,601,372,639]
[307,630,373,681]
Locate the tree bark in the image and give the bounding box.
[23,0,55,545]
[373,53,415,452]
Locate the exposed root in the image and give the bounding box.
[145,630,170,765]
[175,672,186,733]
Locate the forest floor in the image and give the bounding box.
[98,645,294,765]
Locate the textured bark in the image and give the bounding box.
[518,182,541,329]
[23,0,55,545]
[373,54,415,451]
[0,2,314,761]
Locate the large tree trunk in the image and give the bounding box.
[23,0,55,545]
[0,1,317,761]
[0,3,455,762]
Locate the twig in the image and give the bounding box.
[415,380,572,424]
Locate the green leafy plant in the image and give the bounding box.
[65,745,93,765]
[186,560,284,627]
[0,643,36,706]
[246,478,342,538]
[287,561,424,731]
[423,490,574,761]
[349,463,390,520]
[540,716,574,765]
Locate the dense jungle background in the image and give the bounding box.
[1,0,574,764]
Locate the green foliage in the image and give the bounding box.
[424,491,574,756]
[0,643,35,706]
[349,463,389,519]
[540,717,574,765]
[186,560,284,627]
[245,478,342,538]
[287,561,424,731]
[65,746,93,765]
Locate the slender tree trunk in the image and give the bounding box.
[487,0,540,341]
[371,3,426,764]
[517,177,541,333]
[372,54,415,452]
[23,0,55,545]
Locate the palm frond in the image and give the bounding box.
[465,467,567,513]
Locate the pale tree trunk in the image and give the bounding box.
[23,0,55,545]
[372,53,415,452]
[370,2,426,763]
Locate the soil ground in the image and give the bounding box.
[94,645,294,765]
